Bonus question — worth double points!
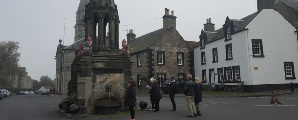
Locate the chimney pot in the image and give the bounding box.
[204,18,215,32]
[171,10,174,16]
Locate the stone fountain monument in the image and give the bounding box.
[68,0,132,114]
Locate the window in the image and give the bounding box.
[252,39,264,57]
[157,51,165,65]
[212,48,218,63]
[157,73,166,85]
[284,62,296,79]
[232,66,241,82]
[201,52,206,65]
[225,43,233,60]
[177,52,184,66]
[137,74,142,86]
[137,54,142,67]
[202,69,206,83]
[178,73,184,79]
[224,67,232,82]
[227,27,231,39]
[217,68,224,83]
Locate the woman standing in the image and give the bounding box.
[194,77,202,116]
[149,78,162,112]
[126,80,136,120]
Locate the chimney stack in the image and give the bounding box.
[257,0,276,11]
[204,18,215,32]
[163,8,177,30]
[126,29,136,44]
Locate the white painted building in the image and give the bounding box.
[194,9,298,91]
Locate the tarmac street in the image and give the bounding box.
[104,93,298,120]
[0,93,297,120]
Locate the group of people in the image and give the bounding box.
[125,74,202,120]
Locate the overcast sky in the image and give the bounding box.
[0,0,257,80]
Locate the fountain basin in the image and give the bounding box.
[94,104,120,115]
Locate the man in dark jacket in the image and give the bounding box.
[169,76,177,111]
[149,78,162,112]
[184,74,197,117]
[126,80,136,120]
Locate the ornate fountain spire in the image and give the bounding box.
[85,0,119,52]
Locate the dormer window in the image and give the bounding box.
[227,27,231,39]
[224,16,233,41]
[199,30,207,49]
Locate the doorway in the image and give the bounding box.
[209,69,215,88]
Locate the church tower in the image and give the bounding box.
[84,0,120,52]
[74,0,90,42]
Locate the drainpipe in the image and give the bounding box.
[246,30,254,92]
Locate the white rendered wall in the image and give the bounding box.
[246,9,298,85]
[194,30,251,85]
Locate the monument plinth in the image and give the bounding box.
[68,0,132,114]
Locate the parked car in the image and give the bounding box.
[40,91,49,95]
[17,91,29,95]
[29,91,34,94]
[160,78,186,94]
[0,89,9,97]
[0,91,4,100]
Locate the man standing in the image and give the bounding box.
[184,74,197,117]
[169,76,177,111]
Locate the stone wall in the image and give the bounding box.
[151,30,191,79]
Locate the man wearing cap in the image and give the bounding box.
[169,76,177,111]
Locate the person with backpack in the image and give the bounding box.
[169,76,177,111]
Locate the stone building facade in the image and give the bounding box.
[128,8,197,89]
[55,0,89,95]
[12,67,33,89]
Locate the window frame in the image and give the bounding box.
[225,43,233,60]
[177,52,184,66]
[217,68,224,83]
[224,26,232,41]
[137,74,142,86]
[284,62,296,79]
[212,48,218,63]
[157,73,166,85]
[201,51,206,65]
[251,39,264,57]
[157,51,165,66]
[202,69,207,83]
[232,66,241,82]
[224,67,232,82]
[137,54,142,67]
[178,73,184,79]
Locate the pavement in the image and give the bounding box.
[76,89,298,120]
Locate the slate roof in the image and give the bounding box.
[185,41,199,50]
[65,37,85,50]
[129,28,164,54]
[43,86,53,89]
[77,0,90,13]
[281,0,298,11]
[209,12,259,42]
